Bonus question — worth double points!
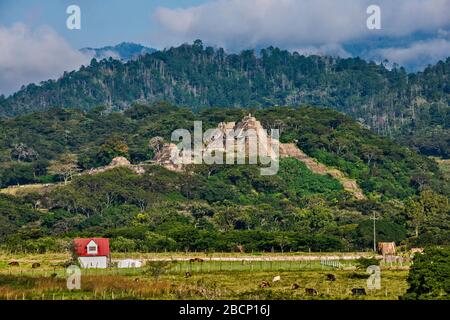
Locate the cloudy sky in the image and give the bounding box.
[0,0,449,95]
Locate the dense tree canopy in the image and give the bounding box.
[1,42,449,157]
[0,104,448,252]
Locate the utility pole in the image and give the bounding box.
[370,212,380,252]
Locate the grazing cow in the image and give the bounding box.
[259,280,271,288]
[305,288,318,296]
[326,273,336,281]
[189,258,204,263]
[134,278,140,282]
[185,272,192,278]
[351,288,366,296]
[8,261,19,266]
[291,283,300,290]
[272,275,281,282]
[32,262,41,269]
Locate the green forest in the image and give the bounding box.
[0,103,448,253]
[1,41,449,158]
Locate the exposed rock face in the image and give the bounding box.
[110,156,131,167]
[87,157,145,175]
[153,143,185,172]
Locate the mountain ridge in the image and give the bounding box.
[80,42,156,61]
[0,41,448,157]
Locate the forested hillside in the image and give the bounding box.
[0,104,448,252]
[1,41,448,157]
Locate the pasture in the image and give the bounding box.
[0,251,409,300]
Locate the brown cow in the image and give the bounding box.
[259,280,271,288]
[32,262,41,269]
[291,283,300,290]
[8,261,19,266]
[185,272,192,278]
[189,258,204,263]
[305,288,318,296]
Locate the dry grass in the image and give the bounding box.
[0,183,62,196]
[0,269,409,300]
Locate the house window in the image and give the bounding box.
[86,240,98,254]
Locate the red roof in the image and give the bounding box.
[73,238,110,257]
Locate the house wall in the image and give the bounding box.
[78,256,108,269]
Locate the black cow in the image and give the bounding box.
[326,273,336,281]
[351,288,366,296]
[305,288,318,296]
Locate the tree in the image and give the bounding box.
[403,247,450,300]
[96,137,129,166]
[10,143,38,162]
[405,198,426,238]
[149,136,165,154]
[48,153,80,185]
[405,190,450,239]
[144,261,174,281]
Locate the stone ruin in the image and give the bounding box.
[152,114,279,171]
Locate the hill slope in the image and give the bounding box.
[1,41,448,157]
[0,103,447,198]
[0,104,449,252]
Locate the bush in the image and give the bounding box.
[355,257,380,270]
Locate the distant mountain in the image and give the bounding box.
[80,42,156,61]
[1,41,448,157]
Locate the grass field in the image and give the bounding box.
[0,251,410,300]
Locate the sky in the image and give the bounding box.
[1,0,450,95]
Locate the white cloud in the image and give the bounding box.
[0,23,91,96]
[293,43,351,58]
[152,0,450,51]
[370,39,450,71]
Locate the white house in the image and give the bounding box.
[73,238,110,269]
